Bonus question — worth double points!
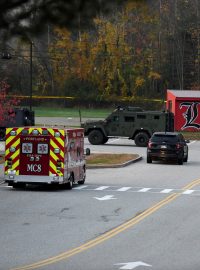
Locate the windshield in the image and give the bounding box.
[152,134,178,143]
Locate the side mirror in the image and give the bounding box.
[85,148,90,156]
[185,139,190,144]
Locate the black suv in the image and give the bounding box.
[147,132,189,165]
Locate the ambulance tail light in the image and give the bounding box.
[7,158,13,168]
[56,159,62,171]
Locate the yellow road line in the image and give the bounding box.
[10,178,200,270]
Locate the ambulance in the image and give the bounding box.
[4,126,89,189]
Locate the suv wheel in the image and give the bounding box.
[88,130,104,145]
[178,156,183,165]
[183,150,188,162]
[147,154,152,163]
[134,132,149,147]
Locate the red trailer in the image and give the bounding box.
[166,90,200,131]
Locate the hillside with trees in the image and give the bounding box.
[0,0,199,108]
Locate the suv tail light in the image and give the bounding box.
[148,142,153,148]
[176,143,182,149]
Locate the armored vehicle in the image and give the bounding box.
[81,106,174,147]
[0,108,35,141]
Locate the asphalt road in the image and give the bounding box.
[0,139,200,270]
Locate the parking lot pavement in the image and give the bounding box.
[35,117,100,127]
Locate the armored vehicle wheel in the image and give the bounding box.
[134,132,149,147]
[102,136,108,144]
[88,130,104,145]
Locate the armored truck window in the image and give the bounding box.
[124,116,135,122]
[112,116,119,122]
[137,115,146,119]
[154,115,160,120]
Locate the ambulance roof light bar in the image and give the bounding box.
[32,129,39,135]
[22,129,29,135]
[42,130,48,135]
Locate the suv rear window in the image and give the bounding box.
[152,134,178,143]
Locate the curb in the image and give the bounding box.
[87,156,142,169]
[0,153,143,168]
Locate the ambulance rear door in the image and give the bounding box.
[19,135,50,176]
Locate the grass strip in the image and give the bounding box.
[34,107,111,118]
[86,153,139,165]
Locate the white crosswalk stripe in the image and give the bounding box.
[160,189,173,193]
[74,185,88,190]
[182,190,195,195]
[94,186,110,190]
[138,188,151,192]
[117,187,132,191]
[1,183,200,196]
[73,185,200,196]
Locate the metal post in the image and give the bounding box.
[30,41,33,111]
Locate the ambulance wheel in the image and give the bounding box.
[78,176,85,185]
[78,167,86,185]
[66,174,74,189]
[12,183,26,189]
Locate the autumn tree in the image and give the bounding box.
[2,0,199,106]
[48,1,157,101]
[0,81,19,139]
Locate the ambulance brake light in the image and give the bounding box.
[7,158,13,168]
[57,159,62,170]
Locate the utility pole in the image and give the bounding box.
[30,41,33,111]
